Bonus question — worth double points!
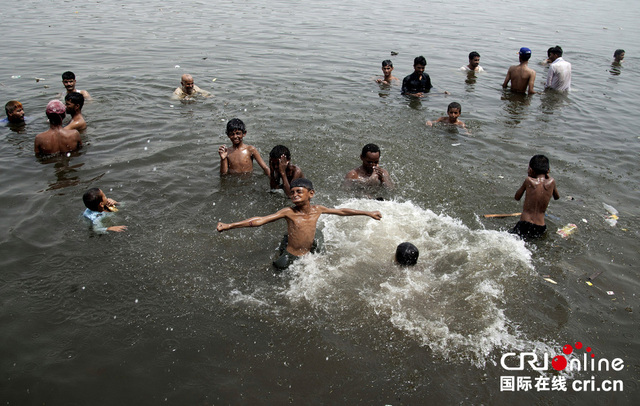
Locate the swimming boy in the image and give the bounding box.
[375,60,399,85]
[426,102,466,129]
[82,188,127,233]
[396,242,419,266]
[62,71,91,100]
[217,178,382,269]
[3,101,25,124]
[460,51,484,72]
[172,74,212,99]
[269,145,304,196]
[510,155,560,239]
[218,118,270,176]
[34,100,82,156]
[613,49,625,65]
[402,56,449,96]
[344,143,393,188]
[502,48,537,94]
[64,92,87,131]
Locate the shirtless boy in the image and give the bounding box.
[502,48,536,94]
[217,178,382,269]
[64,92,86,131]
[218,118,270,176]
[82,188,127,233]
[426,102,466,129]
[34,100,82,156]
[172,74,212,99]
[344,143,393,188]
[613,49,625,65]
[375,60,399,85]
[62,71,91,101]
[269,145,304,196]
[510,154,560,239]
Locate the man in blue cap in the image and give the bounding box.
[502,47,537,94]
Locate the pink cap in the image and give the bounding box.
[46,100,66,114]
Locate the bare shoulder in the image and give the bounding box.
[345,168,360,179]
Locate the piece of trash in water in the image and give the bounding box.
[451,143,461,146]
[586,281,593,286]
[174,65,180,68]
[566,196,575,200]
[391,51,398,56]
[582,218,588,223]
[543,277,557,284]
[35,77,45,82]
[606,291,614,295]
[498,175,504,179]
[11,75,21,79]
[557,223,577,238]
[212,78,217,82]
[587,270,602,281]
[603,203,618,226]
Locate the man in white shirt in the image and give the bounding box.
[546,46,571,91]
[460,51,484,72]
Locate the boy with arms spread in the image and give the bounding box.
[82,188,127,233]
[64,92,87,131]
[510,154,560,239]
[344,143,393,188]
[34,100,82,156]
[217,178,382,269]
[218,118,270,176]
[269,145,304,196]
[502,48,537,94]
[426,102,466,129]
[62,71,91,100]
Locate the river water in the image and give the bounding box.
[1,0,638,404]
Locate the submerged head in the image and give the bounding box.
[396,242,419,266]
[83,188,108,212]
[529,154,550,176]
[5,100,25,123]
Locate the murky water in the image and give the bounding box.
[1,0,638,404]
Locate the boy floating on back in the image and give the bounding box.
[218,118,270,176]
[510,154,559,239]
[217,178,382,269]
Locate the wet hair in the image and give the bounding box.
[269,145,291,161]
[5,100,22,116]
[62,71,76,80]
[382,60,393,67]
[447,102,462,113]
[468,51,480,60]
[550,46,563,57]
[614,49,625,58]
[46,111,65,125]
[65,92,84,109]
[226,118,246,135]
[396,242,419,266]
[520,52,532,62]
[413,56,427,66]
[83,188,103,211]
[290,178,313,191]
[360,143,380,158]
[547,47,554,58]
[529,155,550,176]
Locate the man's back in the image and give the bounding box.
[505,63,536,93]
[35,127,81,156]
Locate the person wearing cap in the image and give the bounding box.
[502,47,537,94]
[545,45,571,91]
[34,100,82,156]
[172,74,211,100]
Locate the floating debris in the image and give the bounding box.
[543,277,557,284]
[606,291,615,295]
[603,203,618,226]
[557,224,577,238]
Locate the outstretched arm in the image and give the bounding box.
[217,208,288,232]
[319,206,382,220]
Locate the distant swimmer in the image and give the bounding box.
[395,242,419,266]
[82,188,127,233]
[426,101,466,130]
[62,71,91,101]
[545,45,571,91]
[502,47,536,94]
[460,51,484,72]
[402,56,449,97]
[64,92,86,131]
[34,100,82,156]
[172,74,211,99]
[509,154,559,239]
[612,49,625,66]
[3,100,25,125]
[218,118,269,176]
[269,145,304,197]
[344,143,393,188]
[217,178,382,270]
[375,60,399,85]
